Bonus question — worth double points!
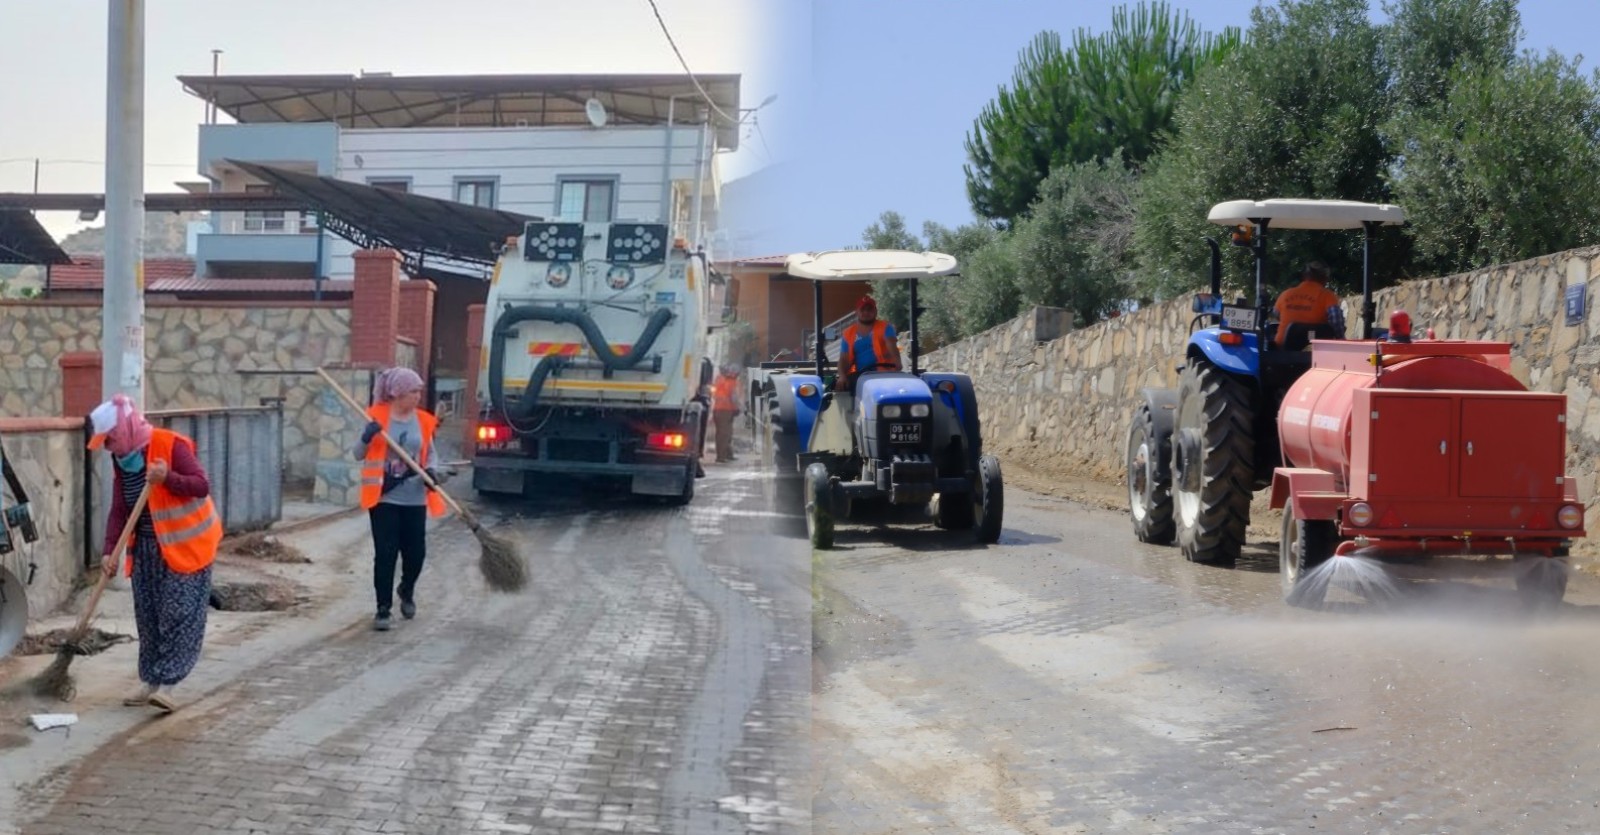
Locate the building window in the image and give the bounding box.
[369,178,410,193]
[455,178,497,208]
[243,183,285,233]
[557,178,615,223]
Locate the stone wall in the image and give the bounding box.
[0,300,351,485]
[924,245,1600,528]
[0,418,90,618]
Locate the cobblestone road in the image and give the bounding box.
[813,487,1600,834]
[10,462,809,835]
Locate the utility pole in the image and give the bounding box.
[104,0,145,408]
[31,159,38,194]
[209,48,222,124]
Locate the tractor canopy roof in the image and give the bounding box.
[1207,199,1406,231]
[785,249,959,282]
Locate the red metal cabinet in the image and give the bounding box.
[1359,393,1453,499]
[1458,396,1566,500]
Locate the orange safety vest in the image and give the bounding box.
[360,403,448,518]
[1274,279,1342,346]
[125,428,223,576]
[712,376,738,412]
[840,320,897,375]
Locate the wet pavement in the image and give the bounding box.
[811,486,1600,834]
[6,458,809,835]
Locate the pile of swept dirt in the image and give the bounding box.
[227,532,310,564]
[15,628,132,657]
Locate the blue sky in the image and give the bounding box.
[736,0,1600,258]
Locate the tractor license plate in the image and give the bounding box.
[1221,304,1259,332]
[889,423,922,444]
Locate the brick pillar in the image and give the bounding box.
[463,304,487,450]
[351,249,402,368]
[398,278,436,379]
[59,352,102,418]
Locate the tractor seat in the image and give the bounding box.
[1279,322,1344,352]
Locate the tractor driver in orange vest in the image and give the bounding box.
[835,295,902,391]
[1273,261,1343,348]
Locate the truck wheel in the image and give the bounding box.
[1514,554,1568,610]
[1280,503,1336,608]
[805,463,835,549]
[974,454,1004,544]
[1126,402,1176,545]
[667,462,696,506]
[1172,357,1253,565]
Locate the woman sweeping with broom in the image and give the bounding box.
[355,367,450,631]
[92,395,222,713]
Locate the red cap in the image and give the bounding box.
[857,295,877,313]
[1389,309,1412,338]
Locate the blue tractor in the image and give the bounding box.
[1125,199,1405,564]
[757,249,1003,549]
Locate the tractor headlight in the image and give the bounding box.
[797,383,818,398]
[1558,504,1584,530]
[880,404,903,419]
[1347,502,1374,527]
[909,403,930,418]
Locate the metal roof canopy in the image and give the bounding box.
[785,250,960,282]
[232,161,538,275]
[0,209,71,265]
[180,73,743,150]
[1208,199,1407,230]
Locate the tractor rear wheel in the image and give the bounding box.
[974,454,1004,544]
[1171,357,1254,565]
[805,463,835,550]
[1126,402,1176,545]
[768,390,803,513]
[1280,503,1336,608]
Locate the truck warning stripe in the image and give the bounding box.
[527,342,634,356]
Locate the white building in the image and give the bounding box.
[178,73,743,281]
[175,73,743,386]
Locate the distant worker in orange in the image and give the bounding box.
[711,365,740,463]
[836,296,902,391]
[1273,261,1343,348]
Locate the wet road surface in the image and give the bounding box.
[811,485,1600,834]
[9,461,809,835]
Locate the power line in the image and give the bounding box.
[642,0,736,125]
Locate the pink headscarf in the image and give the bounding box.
[375,367,424,402]
[89,394,153,456]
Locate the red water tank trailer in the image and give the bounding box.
[1272,340,1585,556]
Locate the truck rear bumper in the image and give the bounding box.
[473,454,691,497]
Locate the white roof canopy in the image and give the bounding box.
[1207,199,1406,230]
[785,250,960,281]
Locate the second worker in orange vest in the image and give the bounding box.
[90,394,223,714]
[711,366,741,463]
[836,295,902,391]
[356,367,448,632]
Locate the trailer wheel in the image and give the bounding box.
[1126,402,1176,545]
[1172,357,1254,565]
[1514,554,1568,610]
[974,454,1004,544]
[805,463,835,550]
[1280,503,1336,608]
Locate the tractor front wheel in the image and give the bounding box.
[1126,402,1176,545]
[805,463,835,550]
[1171,358,1254,565]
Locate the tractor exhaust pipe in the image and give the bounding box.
[1205,237,1222,298]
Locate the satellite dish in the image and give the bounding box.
[585,98,608,128]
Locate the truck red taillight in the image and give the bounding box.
[648,432,687,450]
[477,422,511,444]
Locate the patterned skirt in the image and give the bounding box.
[129,534,212,686]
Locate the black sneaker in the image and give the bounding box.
[373,613,392,631]
[400,600,416,620]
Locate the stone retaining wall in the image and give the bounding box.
[925,245,1600,529]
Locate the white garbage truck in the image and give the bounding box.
[471,220,713,504]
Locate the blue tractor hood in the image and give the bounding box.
[857,374,933,410]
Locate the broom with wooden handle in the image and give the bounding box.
[31,482,152,701]
[316,368,527,592]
